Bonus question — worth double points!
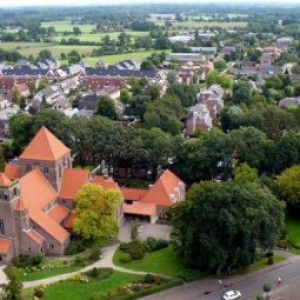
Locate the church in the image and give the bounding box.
[0,126,185,263]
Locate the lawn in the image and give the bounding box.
[286,215,300,245]
[42,271,142,300]
[239,255,285,275]
[113,246,185,277]
[19,258,81,282]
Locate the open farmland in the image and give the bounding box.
[0,41,96,58]
[41,21,96,33]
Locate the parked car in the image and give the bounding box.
[222,290,242,300]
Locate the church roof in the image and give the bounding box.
[0,173,12,187]
[19,126,71,161]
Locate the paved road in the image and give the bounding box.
[140,256,300,300]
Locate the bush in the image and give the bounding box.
[85,268,113,281]
[268,256,274,265]
[143,274,155,284]
[127,241,146,260]
[119,243,129,253]
[73,256,87,267]
[89,247,102,262]
[277,239,289,249]
[119,253,132,264]
[12,254,44,268]
[177,269,205,282]
[65,240,86,255]
[145,238,168,252]
[34,285,45,298]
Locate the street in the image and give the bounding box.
[140,256,300,300]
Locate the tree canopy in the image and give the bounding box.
[171,181,285,273]
[73,183,122,241]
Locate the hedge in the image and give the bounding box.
[113,278,184,300]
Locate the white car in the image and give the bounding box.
[222,290,242,300]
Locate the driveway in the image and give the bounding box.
[119,222,172,242]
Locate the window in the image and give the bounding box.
[59,164,62,178]
[0,220,5,235]
[44,166,49,173]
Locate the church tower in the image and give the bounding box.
[18,126,72,191]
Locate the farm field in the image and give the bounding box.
[52,31,149,43]
[62,49,171,66]
[0,41,96,58]
[41,21,96,33]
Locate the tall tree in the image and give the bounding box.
[74,183,122,241]
[95,96,118,120]
[171,181,285,273]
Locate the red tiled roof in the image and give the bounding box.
[0,173,12,187]
[19,168,70,243]
[59,168,89,200]
[141,169,184,207]
[4,163,21,180]
[48,204,70,223]
[121,187,148,201]
[92,175,119,190]
[25,229,44,245]
[0,239,11,254]
[124,202,156,216]
[63,213,76,228]
[19,126,71,161]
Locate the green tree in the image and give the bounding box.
[167,83,198,107]
[276,165,300,205]
[171,181,285,273]
[4,265,23,300]
[73,27,82,35]
[140,60,155,70]
[38,49,52,60]
[214,59,227,72]
[0,150,5,172]
[234,162,258,183]
[95,96,118,120]
[263,283,271,299]
[74,183,122,241]
[120,88,131,104]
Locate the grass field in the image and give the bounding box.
[0,41,96,58]
[42,271,142,300]
[286,215,300,248]
[113,246,185,277]
[41,21,96,33]
[52,31,149,43]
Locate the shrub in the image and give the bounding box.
[73,256,87,267]
[69,273,82,281]
[268,256,274,265]
[178,269,205,282]
[119,253,132,263]
[143,274,155,284]
[127,241,146,260]
[33,286,45,298]
[145,238,168,252]
[12,254,44,268]
[65,240,86,255]
[89,247,102,262]
[86,268,113,281]
[119,243,129,253]
[277,239,289,249]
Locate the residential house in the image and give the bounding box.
[117,60,140,70]
[185,104,213,135]
[0,105,20,138]
[165,53,206,63]
[278,97,300,108]
[123,169,185,223]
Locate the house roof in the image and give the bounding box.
[47,204,70,223]
[19,126,71,161]
[92,175,119,190]
[0,239,11,254]
[59,168,89,200]
[141,169,184,206]
[63,213,76,228]
[124,201,156,216]
[121,187,148,201]
[25,229,44,245]
[19,168,70,243]
[0,173,12,187]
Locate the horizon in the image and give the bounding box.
[1,0,300,8]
